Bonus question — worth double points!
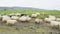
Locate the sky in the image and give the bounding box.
[0,0,60,10]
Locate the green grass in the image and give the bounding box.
[0,26,58,34]
[0,9,60,18]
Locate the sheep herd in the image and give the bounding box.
[0,12,40,25]
[0,12,60,30]
[44,15,60,30]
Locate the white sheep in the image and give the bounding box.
[44,15,56,23]
[26,16,31,21]
[2,15,11,22]
[35,18,43,24]
[49,15,56,21]
[11,16,19,20]
[50,21,60,29]
[31,12,40,18]
[35,18,40,23]
[56,18,60,21]
[50,21,59,26]
[6,20,17,25]
[19,15,31,22]
[19,16,27,22]
[31,14,38,18]
[44,18,52,23]
[1,15,8,17]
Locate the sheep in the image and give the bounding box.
[50,21,59,26]
[1,15,7,17]
[6,20,17,26]
[19,16,27,22]
[2,16,11,22]
[31,13,38,18]
[49,15,56,21]
[11,16,19,20]
[44,18,52,23]
[44,15,56,23]
[26,16,31,22]
[35,18,40,23]
[50,21,60,30]
[35,18,43,24]
[31,12,40,18]
[44,18,48,21]
[56,18,60,21]
[19,15,31,22]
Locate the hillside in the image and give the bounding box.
[0,7,41,10]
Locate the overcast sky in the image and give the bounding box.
[0,0,60,10]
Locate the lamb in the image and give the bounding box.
[50,21,60,29]
[31,12,40,18]
[44,18,52,23]
[6,20,17,25]
[44,15,56,23]
[49,15,56,21]
[19,15,31,22]
[26,16,31,21]
[35,18,43,24]
[56,18,60,21]
[1,15,8,17]
[19,16,27,22]
[2,15,11,22]
[11,16,19,20]
[50,21,59,26]
[31,13,38,18]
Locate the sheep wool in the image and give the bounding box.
[50,21,60,29]
[6,20,17,25]
[35,18,40,23]
[56,18,60,21]
[50,21,59,26]
[44,18,52,22]
[19,16,27,21]
[31,14,38,18]
[26,16,31,21]
[49,15,56,21]
[11,16,19,20]
[2,16,11,22]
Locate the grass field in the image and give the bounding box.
[0,9,60,34]
[0,9,60,18]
